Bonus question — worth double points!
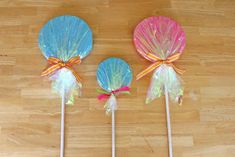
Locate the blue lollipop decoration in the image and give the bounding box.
[39,15,92,104]
[96,57,132,157]
[38,15,92,157]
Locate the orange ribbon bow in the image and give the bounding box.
[41,56,82,82]
[136,52,185,80]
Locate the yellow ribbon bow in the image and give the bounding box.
[41,56,82,82]
[136,52,185,80]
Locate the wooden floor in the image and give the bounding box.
[0,0,235,157]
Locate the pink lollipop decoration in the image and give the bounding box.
[134,16,186,157]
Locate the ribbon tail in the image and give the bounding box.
[170,63,185,75]
[47,57,61,64]
[41,64,61,76]
[98,94,111,101]
[68,56,82,64]
[114,86,130,93]
[136,62,161,80]
[167,52,181,62]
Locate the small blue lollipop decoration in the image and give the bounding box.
[39,15,92,157]
[96,58,132,157]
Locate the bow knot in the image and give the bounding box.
[60,62,66,67]
[97,86,130,101]
[137,52,185,80]
[41,56,82,82]
[161,60,168,64]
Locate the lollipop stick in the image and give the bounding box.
[60,89,65,157]
[112,108,115,157]
[164,84,173,157]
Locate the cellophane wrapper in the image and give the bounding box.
[133,16,186,104]
[39,15,92,105]
[96,58,132,114]
[104,94,117,114]
[49,68,82,105]
[146,64,183,104]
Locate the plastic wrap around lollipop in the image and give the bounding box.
[39,15,92,104]
[134,16,186,104]
[97,58,132,114]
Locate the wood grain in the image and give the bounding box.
[0,0,234,157]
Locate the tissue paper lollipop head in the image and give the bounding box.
[97,58,132,114]
[39,15,92,104]
[134,16,186,104]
